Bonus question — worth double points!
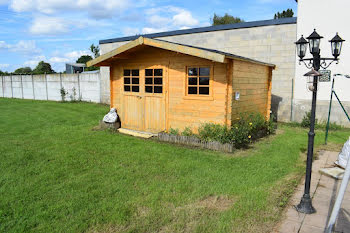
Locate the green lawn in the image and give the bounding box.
[0,98,349,233]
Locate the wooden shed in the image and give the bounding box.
[88,37,275,133]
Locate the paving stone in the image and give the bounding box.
[278,220,301,233]
[299,224,324,233]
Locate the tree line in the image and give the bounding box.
[0,44,100,75]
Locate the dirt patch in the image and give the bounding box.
[175,195,235,212]
[195,195,234,212]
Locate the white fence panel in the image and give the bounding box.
[0,73,102,103]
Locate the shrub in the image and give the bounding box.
[181,127,193,136]
[197,113,276,149]
[301,111,318,128]
[169,128,180,135]
[198,123,230,143]
[60,87,68,102]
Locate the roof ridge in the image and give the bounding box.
[100,17,297,44]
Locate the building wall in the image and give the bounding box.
[100,22,297,122]
[295,0,350,126]
[232,60,272,120]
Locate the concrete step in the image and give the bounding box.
[117,128,157,138]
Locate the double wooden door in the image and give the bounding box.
[121,65,167,133]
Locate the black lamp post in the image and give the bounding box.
[295,29,345,214]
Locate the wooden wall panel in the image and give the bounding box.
[231,59,272,121]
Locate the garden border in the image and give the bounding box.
[157,132,234,153]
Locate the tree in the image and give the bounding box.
[274,9,294,19]
[32,61,55,74]
[90,44,100,58]
[14,67,32,74]
[0,70,9,75]
[211,13,244,26]
[76,55,93,64]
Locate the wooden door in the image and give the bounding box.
[143,65,166,133]
[121,65,167,132]
[122,68,144,131]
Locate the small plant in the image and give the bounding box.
[169,128,180,135]
[70,87,78,102]
[60,87,68,102]
[301,111,318,128]
[181,127,193,136]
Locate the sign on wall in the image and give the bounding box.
[319,70,331,82]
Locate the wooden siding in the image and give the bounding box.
[109,46,228,132]
[231,60,272,120]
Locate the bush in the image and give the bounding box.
[181,127,193,136]
[197,112,276,149]
[169,128,180,135]
[301,111,318,128]
[198,123,230,143]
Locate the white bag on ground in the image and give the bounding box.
[103,108,118,123]
[335,138,350,169]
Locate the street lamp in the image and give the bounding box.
[295,29,345,214]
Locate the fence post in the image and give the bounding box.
[20,74,24,99]
[10,74,13,98]
[98,72,102,103]
[77,72,81,100]
[32,74,35,100]
[1,75,4,98]
[59,72,63,90]
[45,72,48,100]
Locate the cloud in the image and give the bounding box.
[142,27,167,34]
[172,10,199,26]
[122,27,140,36]
[0,40,41,54]
[24,55,46,68]
[10,0,129,18]
[142,6,201,34]
[29,16,69,35]
[0,64,10,69]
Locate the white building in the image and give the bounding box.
[294,0,350,126]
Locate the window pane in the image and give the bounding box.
[124,85,130,92]
[199,87,209,95]
[188,77,197,85]
[124,77,130,84]
[132,78,139,84]
[188,87,197,94]
[154,86,162,93]
[154,78,162,84]
[145,86,153,93]
[124,69,130,76]
[132,69,139,76]
[145,78,153,84]
[199,77,209,85]
[188,68,198,76]
[154,69,163,76]
[199,67,210,76]
[132,86,139,92]
[145,69,153,76]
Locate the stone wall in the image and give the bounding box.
[100,22,297,122]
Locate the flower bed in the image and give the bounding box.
[159,112,276,152]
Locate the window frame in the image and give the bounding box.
[144,67,164,96]
[184,65,213,100]
[123,68,140,94]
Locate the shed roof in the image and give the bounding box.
[100,17,297,44]
[87,37,275,68]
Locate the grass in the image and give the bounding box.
[0,98,349,233]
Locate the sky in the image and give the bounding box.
[0,0,297,72]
